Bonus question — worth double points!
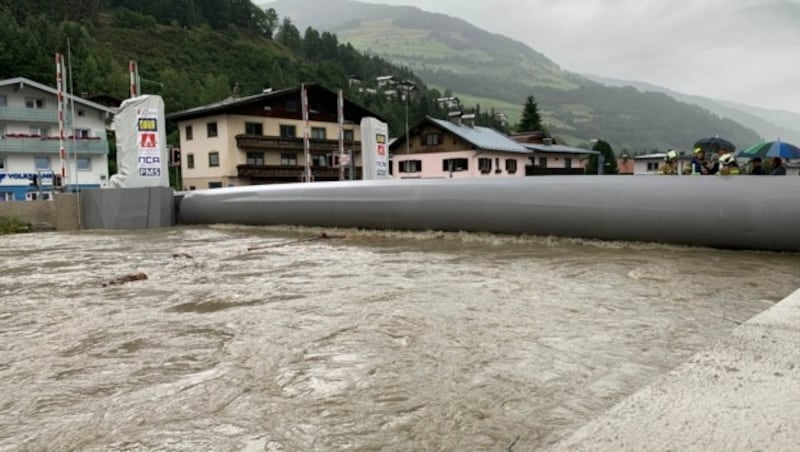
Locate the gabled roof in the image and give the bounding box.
[523,143,600,155]
[166,83,384,123]
[634,152,690,160]
[0,77,116,114]
[425,116,528,154]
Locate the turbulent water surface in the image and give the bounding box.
[0,226,798,451]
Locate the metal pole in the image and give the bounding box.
[301,84,311,182]
[68,39,78,193]
[405,94,410,156]
[338,89,344,181]
[55,53,67,188]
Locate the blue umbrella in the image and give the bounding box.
[737,140,800,160]
[694,136,736,154]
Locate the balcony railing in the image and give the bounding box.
[0,136,108,154]
[236,134,362,153]
[0,107,58,123]
[237,164,362,180]
[526,167,586,176]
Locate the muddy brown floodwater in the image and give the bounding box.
[0,226,797,451]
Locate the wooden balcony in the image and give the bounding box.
[237,164,362,181]
[0,136,109,154]
[236,134,361,153]
[526,167,586,176]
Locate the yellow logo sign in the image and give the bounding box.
[138,118,158,132]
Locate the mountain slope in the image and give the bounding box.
[265,0,762,152]
[584,74,800,145]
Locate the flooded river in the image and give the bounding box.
[0,226,798,451]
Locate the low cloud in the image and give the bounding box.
[359,0,800,113]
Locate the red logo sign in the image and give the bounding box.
[377,144,386,156]
[140,132,157,149]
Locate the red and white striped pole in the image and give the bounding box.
[338,89,345,181]
[129,60,138,98]
[301,84,311,183]
[56,53,67,187]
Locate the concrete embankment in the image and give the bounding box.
[0,193,79,231]
[550,288,800,451]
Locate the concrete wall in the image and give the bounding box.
[80,187,175,230]
[550,288,800,451]
[0,193,80,230]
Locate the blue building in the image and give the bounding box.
[0,77,115,201]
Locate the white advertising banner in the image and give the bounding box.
[110,95,169,188]
[359,117,390,180]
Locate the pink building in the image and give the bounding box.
[390,115,530,179]
[510,132,598,175]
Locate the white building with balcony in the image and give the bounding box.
[0,77,114,201]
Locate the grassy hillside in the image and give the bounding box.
[337,18,573,91]
[584,74,800,145]
[267,0,763,152]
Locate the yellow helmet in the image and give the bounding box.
[665,150,678,161]
[693,147,703,155]
[719,153,736,166]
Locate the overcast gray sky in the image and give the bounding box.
[358,0,800,114]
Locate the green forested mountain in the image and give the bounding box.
[266,0,764,153]
[0,0,510,139]
[0,0,764,153]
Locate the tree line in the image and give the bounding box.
[0,0,522,139]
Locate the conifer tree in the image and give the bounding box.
[517,95,544,132]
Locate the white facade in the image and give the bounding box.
[633,153,691,175]
[0,77,114,201]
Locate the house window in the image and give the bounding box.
[647,162,659,171]
[538,157,547,168]
[75,128,90,138]
[207,122,218,138]
[246,152,264,165]
[478,157,492,174]
[565,158,572,169]
[77,157,91,171]
[187,153,195,169]
[311,127,326,139]
[343,129,354,142]
[29,127,49,137]
[34,156,51,170]
[424,133,442,146]
[505,159,518,174]
[245,122,263,136]
[208,181,222,189]
[281,153,298,166]
[399,160,422,173]
[0,157,6,171]
[312,154,328,167]
[280,125,296,138]
[25,98,45,109]
[185,125,193,141]
[208,151,220,167]
[77,109,85,117]
[0,95,7,107]
[443,158,468,172]
[286,99,298,112]
[189,186,196,190]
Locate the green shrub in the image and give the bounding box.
[0,216,30,234]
